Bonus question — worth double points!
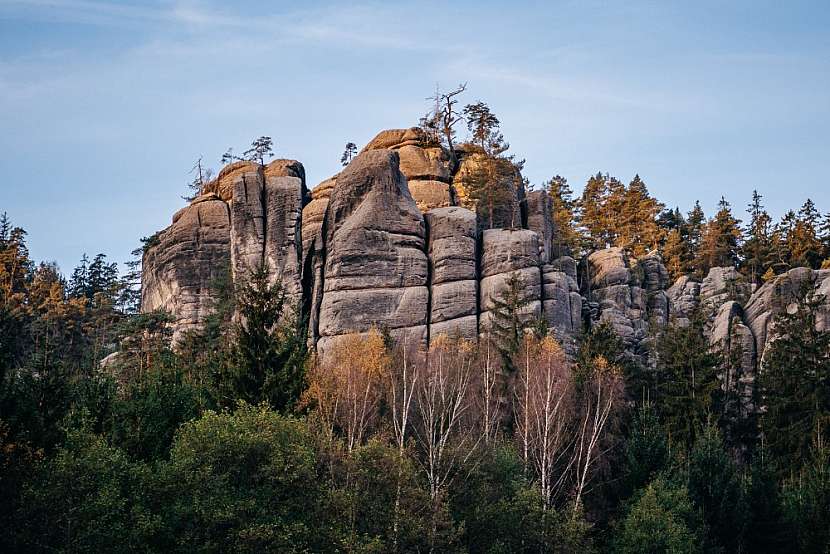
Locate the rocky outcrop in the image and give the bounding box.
[228,165,306,306]
[361,128,454,212]
[316,149,429,354]
[667,275,701,327]
[744,267,830,364]
[581,248,648,352]
[141,198,231,344]
[454,152,524,229]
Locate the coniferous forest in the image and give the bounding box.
[2,161,830,553]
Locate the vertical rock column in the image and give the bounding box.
[425,207,479,341]
[316,150,430,355]
[141,196,231,344]
[479,229,542,332]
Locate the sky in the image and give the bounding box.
[1,0,829,275]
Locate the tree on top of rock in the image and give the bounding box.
[619,175,665,257]
[425,83,467,166]
[463,101,508,156]
[220,136,275,167]
[742,190,773,285]
[184,157,214,201]
[244,136,275,166]
[340,142,358,166]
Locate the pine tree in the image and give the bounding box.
[578,173,610,250]
[547,175,581,256]
[243,136,275,166]
[698,197,742,273]
[458,156,515,229]
[340,142,358,166]
[463,101,507,155]
[743,190,773,284]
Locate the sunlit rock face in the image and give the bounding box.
[141,127,830,411]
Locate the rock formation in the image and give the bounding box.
[141,126,830,423]
[141,194,231,344]
[315,150,429,354]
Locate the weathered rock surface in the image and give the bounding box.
[141,199,231,344]
[667,275,701,327]
[542,256,582,351]
[317,149,429,348]
[479,229,542,331]
[425,207,478,340]
[744,267,830,364]
[526,190,554,263]
[409,180,453,212]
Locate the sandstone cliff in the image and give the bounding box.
[141,128,830,411]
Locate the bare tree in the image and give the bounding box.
[413,335,480,551]
[474,333,503,446]
[425,83,467,167]
[304,329,390,453]
[184,156,214,201]
[572,355,623,511]
[514,335,576,511]
[387,335,422,551]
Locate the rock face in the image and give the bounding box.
[141,198,231,344]
[479,229,542,332]
[316,150,429,354]
[228,166,306,306]
[141,126,830,426]
[542,256,582,352]
[360,128,454,212]
[526,190,554,263]
[425,207,478,340]
[744,267,830,364]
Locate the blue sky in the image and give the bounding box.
[1,0,829,274]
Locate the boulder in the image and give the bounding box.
[409,180,453,212]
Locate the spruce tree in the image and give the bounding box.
[488,271,531,365]
[653,313,722,449]
[743,190,773,285]
[760,288,830,467]
[222,264,307,412]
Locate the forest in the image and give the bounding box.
[2,159,829,553]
